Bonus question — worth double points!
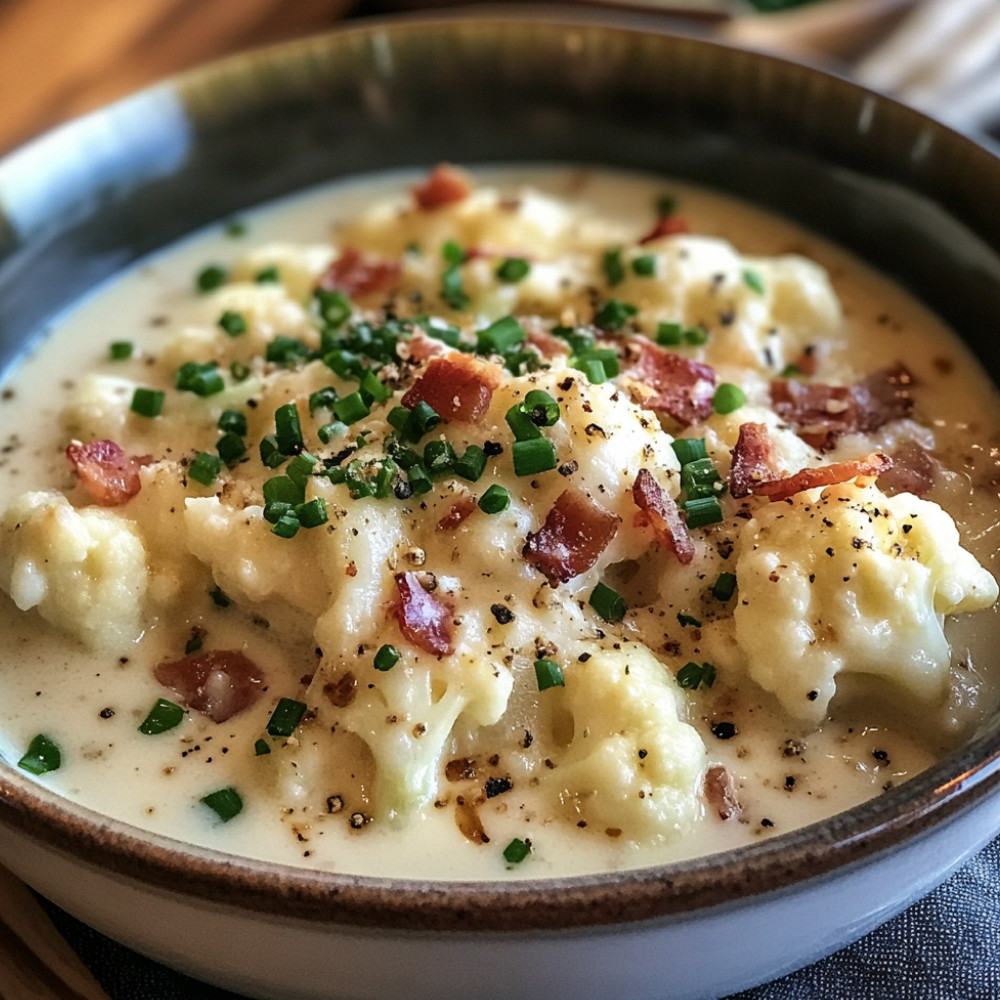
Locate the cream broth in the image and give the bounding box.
[0,166,998,880]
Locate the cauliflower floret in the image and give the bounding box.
[734,482,998,722]
[0,491,147,650]
[540,646,706,843]
[61,374,136,442]
[230,243,336,304]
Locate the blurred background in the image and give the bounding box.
[0,0,998,157]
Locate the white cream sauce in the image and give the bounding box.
[1,166,998,880]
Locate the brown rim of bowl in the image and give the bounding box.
[2,13,1000,935]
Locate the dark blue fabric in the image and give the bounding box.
[40,834,1000,1000]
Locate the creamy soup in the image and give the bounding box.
[0,165,998,881]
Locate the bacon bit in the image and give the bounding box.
[403,329,449,363]
[754,452,893,503]
[638,215,689,245]
[729,422,783,499]
[401,353,503,423]
[522,489,619,585]
[154,649,265,723]
[771,365,914,450]
[437,494,478,531]
[525,323,570,359]
[879,440,937,497]
[623,338,716,427]
[704,765,741,821]
[631,469,695,564]
[412,163,473,210]
[323,671,357,709]
[317,246,401,299]
[66,439,151,507]
[394,571,454,656]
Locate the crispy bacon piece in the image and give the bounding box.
[771,365,914,450]
[394,571,454,656]
[729,422,783,499]
[753,451,893,503]
[412,163,473,210]
[638,215,689,245]
[403,329,449,363]
[704,765,741,821]
[154,649,266,723]
[623,339,716,427]
[522,489,619,586]
[437,494,478,531]
[317,247,401,299]
[631,469,695,564]
[401,353,503,423]
[66,439,150,507]
[879,440,937,497]
[525,324,570,359]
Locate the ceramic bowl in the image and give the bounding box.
[2,13,1000,1000]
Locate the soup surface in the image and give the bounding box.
[1,165,998,880]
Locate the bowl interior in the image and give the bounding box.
[2,14,1000,931]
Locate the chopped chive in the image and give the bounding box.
[423,439,457,477]
[217,409,247,435]
[176,360,224,396]
[131,387,165,418]
[505,404,542,442]
[109,340,134,360]
[713,383,747,414]
[271,512,300,538]
[656,321,683,346]
[512,437,558,476]
[712,572,737,601]
[781,363,803,378]
[263,475,304,506]
[312,288,352,328]
[255,265,280,284]
[318,421,348,444]
[477,316,526,355]
[441,266,469,311]
[406,463,433,496]
[266,698,307,737]
[478,484,510,514]
[229,359,251,382]
[373,644,401,671]
[676,661,716,690]
[589,582,626,623]
[602,246,625,287]
[254,738,271,756]
[217,432,246,466]
[295,497,328,529]
[196,264,228,293]
[677,612,702,628]
[533,658,565,691]
[263,500,292,524]
[575,358,609,384]
[671,438,708,465]
[259,434,285,469]
[266,336,309,365]
[286,452,317,489]
[200,786,243,822]
[496,257,531,283]
[442,239,466,267]
[274,402,304,454]
[683,495,724,528]
[401,401,441,443]
[333,391,370,426]
[17,733,61,775]
[631,254,657,277]
[522,389,560,428]
[359,370,391,405]
[681,456,722,500]
[138,698,185,735]
[743,268,766,295]
[453,444,487,482]
[308,387,340,417]
[684,326,709,345]
[188,452,222,486]
[571,348,619,382]
[594,298,637,332]
[656,194,678,218]
[218,310,247,337]
[503,837,531,864]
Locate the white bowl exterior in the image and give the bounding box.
[4,782,1000,1000]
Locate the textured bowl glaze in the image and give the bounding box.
[2,13,1000,1000]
